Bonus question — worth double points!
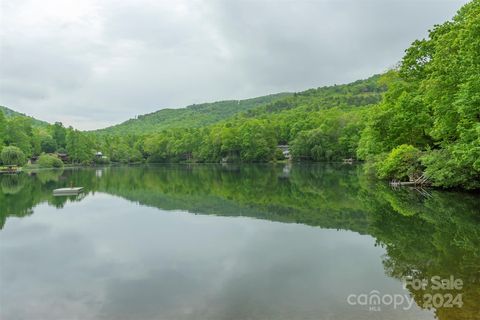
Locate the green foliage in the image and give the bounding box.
[40,135,58,153]
[358,0,480,189]
[0,111,6,147]
[0,146,27,166]
[1,74,385,167]
[0,105,49,127]
[93,156,110,165]
[94,93,291,136]
[274,148,285,161]
[376,144,422,180]
[238,120,276,162]
[37,154,64,168]
[291,108,366,161]
[421,147,480,189]
[0,174,26,195]
[110,76,384,164]
[51,122,67,149]
[4,117,33,156]
[87,75,384,164]
[1,164,479,318]
[357,72,432,158]
[66,129,94,164]
[1,0,478,189]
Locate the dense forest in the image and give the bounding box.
[0,0,479,189]
[0,76,383,165]
[94,93,292,135]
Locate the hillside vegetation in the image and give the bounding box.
[94,93,291,135]
[357,0,480,188]
[0,106,48,127]
[1,0,478,189]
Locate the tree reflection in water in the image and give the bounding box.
[1,164,478,319]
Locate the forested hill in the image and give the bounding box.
[1,0,478,190]
[94,76,383,136]
[245,75,384,116]
[94,93,291,135]
[0,105,48,127]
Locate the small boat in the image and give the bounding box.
[53,187,84,196]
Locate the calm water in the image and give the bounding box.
[0,164,479,320]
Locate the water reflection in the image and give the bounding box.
[0,164,479,319]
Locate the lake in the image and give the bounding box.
[0,164,479,320]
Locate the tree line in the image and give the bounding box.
[0,0,478,189]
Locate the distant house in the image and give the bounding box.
[57,153,69,162]
[29,156,38,164]
[95,152,108,161]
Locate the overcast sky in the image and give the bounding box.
[0,0,468,130]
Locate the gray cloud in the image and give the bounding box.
[0,0,468,129]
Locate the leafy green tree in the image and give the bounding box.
[358,0,480,189]
[291,108,365,161]
[5,117,33,156]
[66,129,93,163]
[40,135,58,153]
[238,120,276,162]
[357,72,432,158]
[1,146,27,166]
[376,144,422,181]
[0,111,6,147]
[52,122,67,149]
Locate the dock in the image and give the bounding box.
[390,174,430,187]
[53,187,84,196]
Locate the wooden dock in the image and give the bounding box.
[390,174,430,187]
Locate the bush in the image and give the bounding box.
[38,154,64,168]
[376,144,422,181]
[0,146,27,166]
[274,148,285,161]
[421,148,480,189]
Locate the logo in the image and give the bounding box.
[347,290,414,311]
[346,275,463,312]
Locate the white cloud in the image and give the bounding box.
[0,0,468,129]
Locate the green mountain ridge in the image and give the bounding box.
[2,75,382,135]
[93,92,292,135]
[0,105,49,127]
[94,76,383,136]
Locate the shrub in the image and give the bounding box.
[38,154,64,168]
[274,148,285,161]
[421,148,480,189]
[0,146,27,166]
[376,144,422,181]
